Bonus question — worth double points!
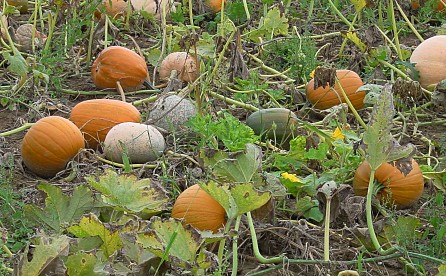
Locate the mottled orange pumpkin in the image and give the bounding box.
[21,116,85,178]
[69,99,141,150]
[171,184,226,233]
[305,69,365,110]
[91,46,149,91]
[353,159,424,209]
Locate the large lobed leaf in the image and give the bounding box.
[67,213,122,258]
[199,181,271,220]
[24,183,95,233]
[15,234,69,276]
[361,84,416,172]
[200,143,262,183]
[86,169,169,215]
[137,217,219,270]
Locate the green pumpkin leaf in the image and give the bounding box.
[85,169,169,216]
[384,216,421,248]
[137,217,219,270]
[65,252,99,276]
[15,234,70,276]
[3,50,28,76]
[24,183,95,233]
[199,181,271,220]
[361,84,416,171]
[67,213,123,258]
[262,7,289,38]
[201,143,262,183]
[437,264,446,275]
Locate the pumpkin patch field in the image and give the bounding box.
[2,0,446,275]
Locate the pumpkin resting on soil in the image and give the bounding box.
[171,184,226,233]
[305,69,365,110]
[69,99,141,150]
[91,46,149,91]
[352,159,424,209]
[159,52,199,82]
[21,116,85,178]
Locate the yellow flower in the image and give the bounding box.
[281,172,301,182]
[331,127,345,140]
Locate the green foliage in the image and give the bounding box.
[16,234,70,276]
[200,181,271,220]
[200,143,262,183]
[186,112,259,152]
[0,154,32,254]
[68,213,123,258]
[24,183,95,233]
[261,35,319,84]
[137,217,220,270]
[85,170,169,215]
[245,7,289,42]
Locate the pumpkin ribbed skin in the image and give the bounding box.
[21,116,85,178]
[410,35,446,89]
[91,46,149,91]
[352,159,424,209]
[246,108,299,142]
[159,52,199,82]
[305,69,365,110]
[171,184,226,233]
[69,99,141,150]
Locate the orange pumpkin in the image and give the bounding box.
[69,99,141,150]
[94,0,129,20]
[171,184,226,233]
[6,0,29,13]
[21,116,85,178]
[159,52,199,82]
[410,35,446,89]
[91,46,149,91]
[205,0,225,12]
[411,0,446,11]
[352,159,424,209]
[305,69,365,110]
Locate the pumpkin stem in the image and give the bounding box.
[247,211,284,264]
[323,197,331,262]
[143,79,159,91]
[231,215,242,276]
[335,78,367,130]
[366,168,398,255]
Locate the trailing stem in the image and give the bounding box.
[335,78,367,130]
[231,215,242,276]
[323,197,331,262]
[365,169,397,255]
[247,212,284,264]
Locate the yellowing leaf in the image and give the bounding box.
[16,235,69,276]
[350,0,367,12]
[341,31,367,53]
[68,213,122,258]
[86,170,169,216]
[65,252,98,276]
[331,127,345,140]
